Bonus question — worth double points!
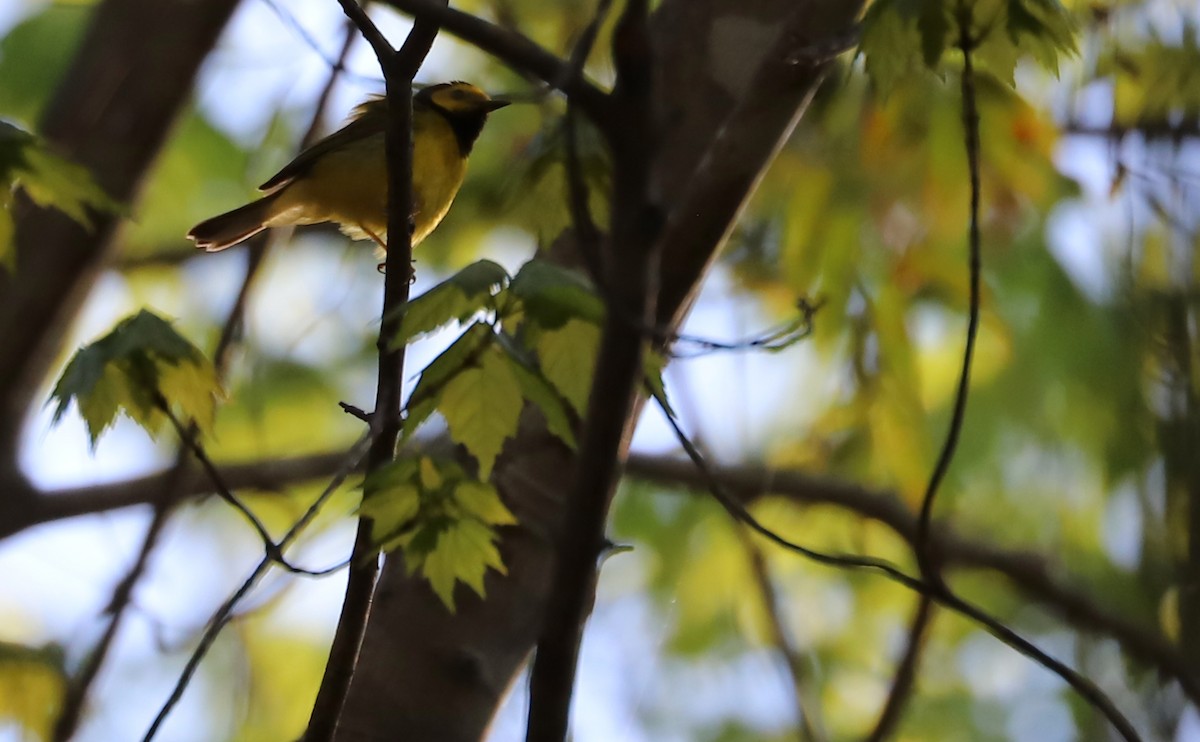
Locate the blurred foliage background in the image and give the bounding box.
[2,0,1200,740]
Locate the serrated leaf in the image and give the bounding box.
[158,355,221,435]
[407,322,495,407]
[508,259,605,328]
[860,0,928,95]
[392,260,510,346]
[359,483,421,547]
[19,146,119,228]
[0,121,120,243]
[401,395,439,441]
[494,331,578,449]
[74,362,125,445]
[1005,0,1077,74]
[438,348,523,479]
[421,518,506,610]
[49,310,219,446]
[536,318,601,415]
[454,480,517,526]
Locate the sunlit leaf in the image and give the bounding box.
[535,317,601,415]
[508,259,605,329]
[438,347,523,479]
[360,456,514,610]
[454,480,516,526]
[50,310,220,445]
[422,518,507,610]
[0,641,65,742]
[392,259,510,345]
[494,331,578,449]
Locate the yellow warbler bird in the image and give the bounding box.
[187,81,509,251]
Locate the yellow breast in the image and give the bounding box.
[267,110,467,248]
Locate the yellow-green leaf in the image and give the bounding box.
[392,260,510,346]
[438,348,523,479]
[454,480,516,526]
[536,318,601,415]
[421,518,506,610]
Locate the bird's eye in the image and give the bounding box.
[451,88,467,99]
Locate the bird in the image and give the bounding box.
[187,81,509,252]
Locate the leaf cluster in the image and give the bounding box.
[0,120,119,269]
[394,258,609,472]
[860,0,1077,92]
[360,456,517,610]
[50,309,221,446]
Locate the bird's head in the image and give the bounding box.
[419,81,510,115]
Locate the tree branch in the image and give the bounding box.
[376,0,611,126]
[10,441,1193,711]
[654,396,1143,742]
[303,2,443,739]
[741,532,826,742]
[864,593,934,742]
[526,1,657,739]
[143,434,373,741]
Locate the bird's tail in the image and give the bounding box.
[187,192,282,252]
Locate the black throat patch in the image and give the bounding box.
[433,108,489,157]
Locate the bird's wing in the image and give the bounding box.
[258,99,388,192]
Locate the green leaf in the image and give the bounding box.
[643,349,674,417]
[508,259,605,328]
[401,395,439,442]
[402,322,496,441]
[860,0,1077,92]
[0,122,120,249]
[49,310,220,446]
[535,317,601,415]
[454,480,517,526]
[159,354,221,435]
[1005,0,1077,74]
[392,260,510,346]
[360,481,421,549]
[494,331,578,449]
[421,518,507,610]
[860,0,931,95]
[918,1,951,67]
[407,322,495,406]
[360,456,514,611]
[438,347,524,479]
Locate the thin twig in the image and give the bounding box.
[50,463,183,742]
[159,402,346,577]
[50,164,275,742]
[882,9,984,734]
[864,593,934,742]
[303,2,442,739]
[143,433,372,741]
[741,532,825,742]
[914,4,982,581]
[652,393,1143,742]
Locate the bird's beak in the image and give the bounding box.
[483,99,511,112]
